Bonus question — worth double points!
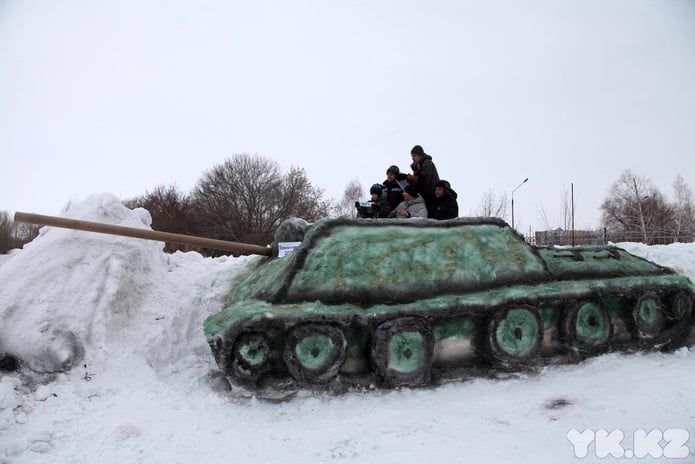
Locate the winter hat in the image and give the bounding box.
[410,145,425,157]
[386,165,400,176]
[370,183,383,195]
[404,183,419,197]
[435,180,451,190]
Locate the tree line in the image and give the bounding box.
[600,170,694,244]
[121,154,332,255]
[469,170,694,245]
[1,157,693,255]
[0,154,332,256]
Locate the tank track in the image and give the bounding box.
[209,284,694,396]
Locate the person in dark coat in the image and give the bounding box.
[430,180,459,220]
[382,165,407,211]
[356,184,391,218]
[408,145,440,214]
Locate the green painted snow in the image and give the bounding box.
[604,296,623,320]
[495,308,537,355]
[575,302,609,341]
[204,274,692,342]
[203,219,695,342]
[238,338,267,366]
[436,316,476,340]
[228,254,294,302]
[636,297,660,325]
[225,220,549,304]
[673,292,692,318]
[286,223,546,299]
[388,331,424,373]
[540,306,555,330]
[295,334,334,370]
[538,246,664,276]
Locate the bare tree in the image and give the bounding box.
[14,222,39,247]
[0,211,40,253]
[0,211,11,253]
[601,170,674,244]
[473,190,508,219]
[123,184,194,252]
[333,179,364,218]
[281,166,332,220]
[538,190,572,231]
[672,174,695,241]
[191,154,330,248]
[537,206,551,231]
[560,189,572,231]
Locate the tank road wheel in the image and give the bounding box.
[371,317,434,388]
[632,293,666,339]
[283,324,347,385]
[230,333,272,384]
[563,301,612,352]
[634,290,694,347]
[669,290,693,325]
[486,306,542,367]
[664,290,695,346]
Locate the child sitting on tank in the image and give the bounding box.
[355,184,391,218]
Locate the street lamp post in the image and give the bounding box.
[511,178,528,230]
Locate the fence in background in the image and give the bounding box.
[528,229,694,247]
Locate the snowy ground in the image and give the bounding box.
[1,194,694,464]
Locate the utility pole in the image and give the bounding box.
[571,182,575,246]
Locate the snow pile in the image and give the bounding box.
[0,194,694,463]
[0,194,250,376]
[617,241,695,281]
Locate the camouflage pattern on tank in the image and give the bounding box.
[204,217,695,395]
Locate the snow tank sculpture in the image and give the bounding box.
[204,217,695,394]
[13,212,695,394]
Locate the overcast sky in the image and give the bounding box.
[1,0,694,233]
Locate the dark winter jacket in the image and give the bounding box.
[372,195,391,218]
[382,179,406,211]
[430,186,459,220]
[410,154,440,206]
[356,193,391,219]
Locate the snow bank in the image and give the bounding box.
[617,241,695,280]
[0,194,252,374]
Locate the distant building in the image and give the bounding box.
[534,228,595,246]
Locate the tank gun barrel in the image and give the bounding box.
[14,211,272,256]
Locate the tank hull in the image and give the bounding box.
[204,218,695,394]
